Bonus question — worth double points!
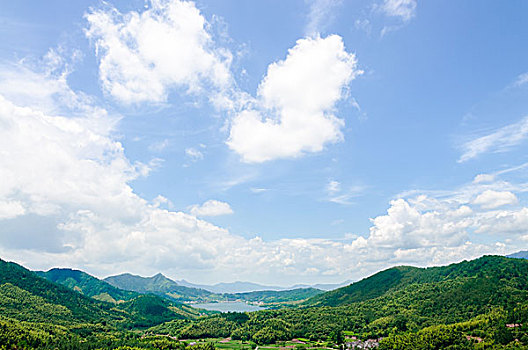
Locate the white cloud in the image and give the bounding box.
[514,72,528,87]
[458,116,528,162]
[0,201,26,219]
[475,208,528,237]
[326,180,341,194]
[354,19,371,35]
[2,47,528,286]
[148,139,170,152]
[86,2,361,164]
[185,147,204,161]
[189,199,234,217]
[250,188,269,194]
[325,180,364,205]
[473,190,518,209]
[473,174,496,184]
[305,0,343,36]
[366,198,473,249]
[0,84,147,225]
[227,35,362,163]
[380,0,417,22]
[152,195,170,208]
[85,0,233,104]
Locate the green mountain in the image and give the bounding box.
[104,272,323,306]
[228,288,323,306]
[104,272,220,303]
[0,258,118,326]
[151,255,528,345]
[2,255,528,348]
[35,267,204,321]
[303,255,528,307]
[0,258,217,348]
[36,268,139,303]
[0,258,188,328]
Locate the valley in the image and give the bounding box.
[1,254,527,349]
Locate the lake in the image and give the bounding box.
[190,301,265,313]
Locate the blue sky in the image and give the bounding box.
[0,0,528,285]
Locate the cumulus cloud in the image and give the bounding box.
[189,200,234,217]
[473,190,518,209]
[0,59,521,283]
[227,35,361,163]
[85,2,361,164]
[367,198,473,249]
[458,116,528,162]
[85,0,233,104]
[0,201,26,220]
[0,94,148,225]
[2,6,528,285]
[2,91,526,284]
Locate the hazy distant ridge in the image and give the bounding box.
[507,250,528,259]
[177,279,352,293]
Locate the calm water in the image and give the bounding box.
[190,301,265,312]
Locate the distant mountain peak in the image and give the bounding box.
[507,250,528,259]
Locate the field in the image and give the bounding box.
[179,337,337,350]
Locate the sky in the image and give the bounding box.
[0,0,528,286]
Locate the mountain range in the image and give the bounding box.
[104,272,220,303]
[507,250,528,259]
[175,279,352,293]
[2,253,528,348]
[150,254,528,348]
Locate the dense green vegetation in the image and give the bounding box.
[105,273,220,303]
[149,256,528,347]
[37,268,139,303]
[304,255,528,307]
[379,306,528,349]
[2,255,528,349]
[34,267,210,320]
[226,288,323,307]
[0,258,121,325]
[0,315,216,350]
[103,272,319,306]
[0,258,205,348]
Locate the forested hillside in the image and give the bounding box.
[0,258,208,327]
[104,273,220,303]
[0,258,120,325]
[0,258,209,348]
[228,288,323,306]
[37,268,139,303]
[2,255,528,349]
[304,255,528,307]
[150,256,528,347]
[104,272,321,306]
